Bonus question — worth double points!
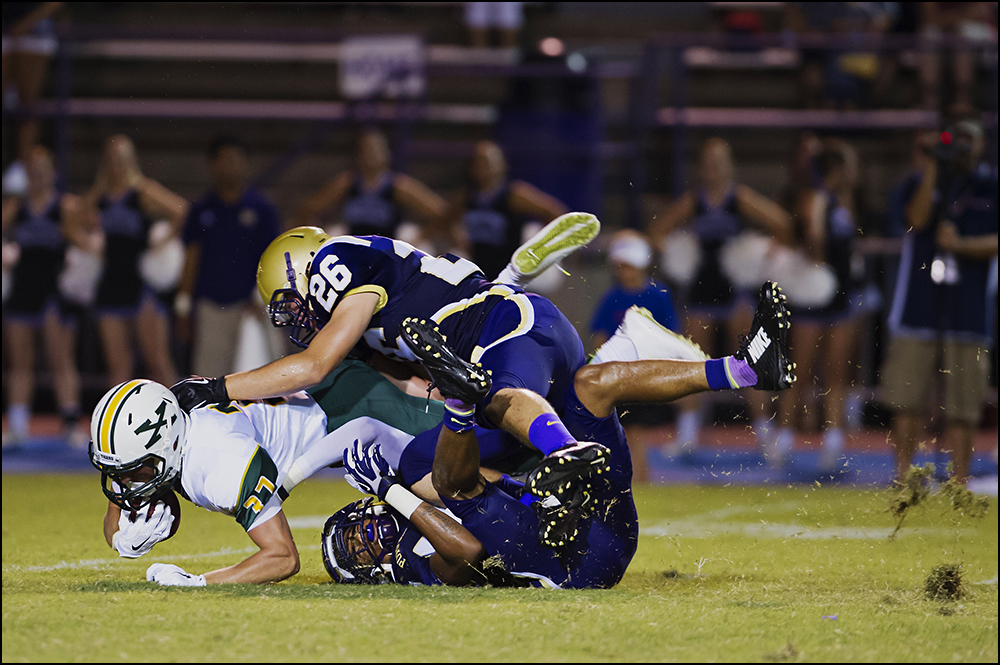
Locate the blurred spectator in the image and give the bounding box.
[591,229,679,350]
[1,145,85,445]
[464,2,524,49]
[775,141,864,471]
[917,2,998,115]
[291,127,447,249]
[887,130,940,238]
[1,2,65,196]
[450,139,568,281]
[82,134,187,389]
[880,117,998,484]
[780,131,823,223]
[785,2,900,109]
[589,229,679,483]
[175,136,284,379]
[648,137,791,457]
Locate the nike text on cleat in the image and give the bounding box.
[525,440,611,498]
[510,212,601,280]
[398,318,492,404]
[533,482,594,549]
[735,281,795,391]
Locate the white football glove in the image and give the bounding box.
[113,503,175,559]
[146,563,207,587]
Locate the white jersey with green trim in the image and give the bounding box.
[179,392,417,531]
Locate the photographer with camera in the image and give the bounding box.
[880,118,998,485]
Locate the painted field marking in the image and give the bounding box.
[3,544,320,574]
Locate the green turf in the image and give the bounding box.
[3,474,997,662]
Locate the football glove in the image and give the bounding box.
[170,376,230,411]
[343,439,397,501]
[113,503,175,559]
[146,563,207,587]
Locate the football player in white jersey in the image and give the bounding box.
[90,377,422,586]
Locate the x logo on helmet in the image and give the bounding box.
[134,400,172,449]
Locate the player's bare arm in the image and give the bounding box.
[201,510,300,584]
[224,291,380,401]
[342,439,487,586]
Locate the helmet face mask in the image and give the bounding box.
[321,498,401,585]
[267,285,322,349]
[89,380,188,512]
[91,448,175,511]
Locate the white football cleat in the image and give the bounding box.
[591,306,708,365]
[495,212,600,286]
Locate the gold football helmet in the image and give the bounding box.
[256,226,330,347]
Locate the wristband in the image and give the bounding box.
[384,484,423,521]
[174,292,193,317]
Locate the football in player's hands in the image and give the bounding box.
[128,489,182,541]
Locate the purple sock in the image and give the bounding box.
[444,398,476,433]
[705,357,758,391]
[528,413,576,456]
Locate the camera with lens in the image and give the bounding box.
[925,127,970,166]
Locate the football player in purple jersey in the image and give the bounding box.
[171,213,611,506]
[326,288,794,588]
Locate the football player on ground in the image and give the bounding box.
[89,357,469,587]
[326,282,796,588]
[171,213,614,519]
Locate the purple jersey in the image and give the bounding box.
[394,381,638,590]
[307,235,518,362]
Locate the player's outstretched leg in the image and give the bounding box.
[495,212,601,286]
[734,281,795,391]
[399,317,611,500]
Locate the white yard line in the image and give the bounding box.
[3,544,320,574]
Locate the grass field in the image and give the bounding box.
[3,473,997,662]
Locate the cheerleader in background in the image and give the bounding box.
[649,137,792,456]
[82,134,187,389]
[775,141,863,471]
[291,127,447,248]
[1,146,86,445]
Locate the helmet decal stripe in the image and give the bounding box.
[284,252,297,291]
[100,380,147,454]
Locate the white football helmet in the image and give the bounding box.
[89,380,189,511]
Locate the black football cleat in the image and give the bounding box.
[533,481,594,548]
[735,281,796,391]
[526,440,611,499]
[399,317,492,404]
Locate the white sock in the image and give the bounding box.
[7,403,30,438]
[675,410,701,450]
[494,264,520,287]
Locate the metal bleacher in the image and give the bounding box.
[5,1,999,421]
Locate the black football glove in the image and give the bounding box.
[170,376,230,411]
